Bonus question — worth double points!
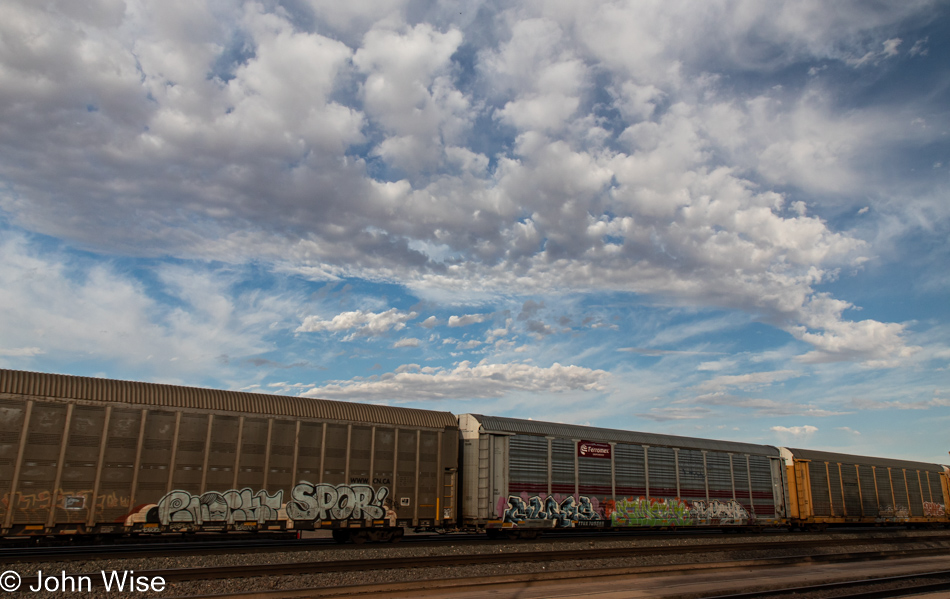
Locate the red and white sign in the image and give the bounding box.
[578,440,611,459]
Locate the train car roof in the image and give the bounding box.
[784,447,943,472]
[463,414,780,456]
[0,369,457,429]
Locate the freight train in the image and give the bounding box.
[0,369,946,542]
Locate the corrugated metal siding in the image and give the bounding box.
[470,415,779,456]
[509,435,548,495]
[0,369,456,429]
[858,465,877,517]
[787,447,942,473]
[614,444,645,498]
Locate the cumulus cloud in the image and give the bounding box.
[0,0,938,374]
[447,313,491,327]
[296,308,417,337]
[302,360,609,401]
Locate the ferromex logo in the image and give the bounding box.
[578,440,611,459]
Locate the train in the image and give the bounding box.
[0,368,947,542]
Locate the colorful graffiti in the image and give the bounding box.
[689,499,750,524]
[923,502,946,517]
[499,493,600,526]
[151,488,283,525]
[607,497,692,527]
[286,482,390,521]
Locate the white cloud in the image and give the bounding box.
[447,313,491,327]
[770,425,818,436]
[695,370,803,392]
[393,337,421,348]
[296,308,417,337]
[302,360,609,401]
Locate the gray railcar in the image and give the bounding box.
[0,369,458,540]
[459,414,786,535]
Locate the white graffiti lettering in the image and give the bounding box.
[286,482,389,520]
[155,488,283,525]
[923,501,946,517]
[689,499,750,525]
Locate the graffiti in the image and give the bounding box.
[689,499,750,524]
[153,488,283,525]
[2,490,130,517]
[608,497,693,527]
[879,505,910,519]
[923,502,945,517]
[499,493,601,527]
[287,482,389,521]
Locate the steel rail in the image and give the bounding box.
[13,536,950,591]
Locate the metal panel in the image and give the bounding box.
[396,429,418,522]
[578,452,612,498]
[646,446,677,498]
[786,447,942,474]
[827,462,842,516]
[858,465,877,517]
[0,398,28,526]
[348,426,373,486]
[236,418,268,490]
[477,434,490,519]
[323,423,348,486]
[295,422,323,482]
[418,430,438,520]
[705,451,733,501]
[892,469,908,516]
[134,409,176,506]
[732,454,752,513]
[266,419,297,491]
[677,449,706,504]
[57,404,105,524]
[508,435,548,495]
[1,369,456,430]
[204,415,238,491]
[15,401,68,524]
[551,438,575,495]
[748,454,776,518]
[875,467,894,514]
[171,413,209,494]
[614,443,645,498]
[841,464,861,517]
[907,470,923,517]
[471,414,778,457]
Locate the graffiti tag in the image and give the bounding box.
[689,499,750,524]
[154,488,283,525]
[287,483,389,521]
[500,493,600,527]
[608,497,692,527]
[923,502,946,517]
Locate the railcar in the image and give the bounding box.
[0,369,458,542]
[458,414,789,537]
[781,447,949,529]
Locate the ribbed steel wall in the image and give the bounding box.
[787,447,943,473]
[0,369,456,429]
[469,414,780,456]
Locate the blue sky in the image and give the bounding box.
[1,0,948,463]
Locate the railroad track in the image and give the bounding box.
[5,528,948,563]
[11,534,950,592]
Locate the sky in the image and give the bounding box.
[1,0,948,464]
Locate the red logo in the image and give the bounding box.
[578,441,611,459]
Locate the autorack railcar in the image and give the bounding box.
[781,447,948,529]
[458,414,789,537]
[0,368,947,542]
[0,369,458,542]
